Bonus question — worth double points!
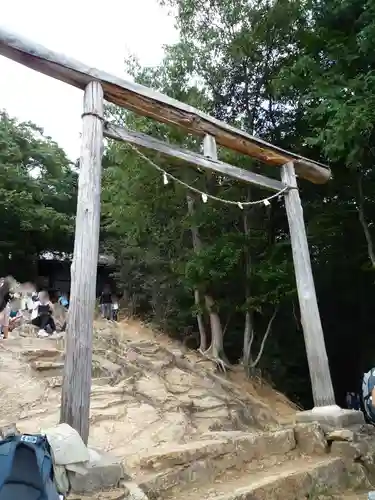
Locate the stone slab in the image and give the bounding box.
[296,406,365,431]
[294,422,328,455]
[69,449,126,493]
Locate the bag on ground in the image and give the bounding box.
[0,433,60,500]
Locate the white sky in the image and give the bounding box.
[0,0,178,160]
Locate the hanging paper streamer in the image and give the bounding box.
[237,202,244,210]
[201,193,208,203]
[163,172,169,185]
[263,199,270,207]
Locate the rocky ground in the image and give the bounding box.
[0,318,373,499]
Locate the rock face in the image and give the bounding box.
[2,319,371,500]
[294,422,328,455]
[0,320,296,471]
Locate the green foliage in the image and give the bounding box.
[0,111,77,278]
[99,0,375,408]
[6,0,375,409]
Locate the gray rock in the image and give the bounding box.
[69,449,126,493]
[296,406,365,431]
[327,428,357,442]
[331,440,367,461]
[294,422,328,455]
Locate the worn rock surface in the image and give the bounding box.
[294,422,328,455]
[1,318,372,499]
[69,449,125,493]
[331,441,368,461]
[327,429,357,442]
[296,407,365,430]
[0,319,297,472]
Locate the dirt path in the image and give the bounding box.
[0,320,368,500]
[0,320,297,472]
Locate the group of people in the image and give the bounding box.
[0,277,119,341]
[0,278,69,339]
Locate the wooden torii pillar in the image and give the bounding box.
[60,81,104,443]
[0,26,344,441]
[282,163,335,407]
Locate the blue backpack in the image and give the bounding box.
[0,434,60,500]
[361,369,375,424]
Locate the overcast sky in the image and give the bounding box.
[0,0,178,160]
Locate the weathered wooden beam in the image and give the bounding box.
[60,81,104,443]
[104,123,285,192]
[281,162,335,407]
[0,26,330,184]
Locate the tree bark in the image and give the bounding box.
[242,203,255,375]
[357,171,375,268]
[60,81,104,444]
[201,135,228,366]
[186,193,208,352]
[243,310,255,375]
[204,294,229,365]
[281,162,335,407]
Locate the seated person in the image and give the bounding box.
[9,307,23,331]
[31,291,56,337]
[58,293,69,309]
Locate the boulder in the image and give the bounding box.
[294,422,328,455]
[331,440,368,461]
[30,360,64,371]
[296,406,365,431]
[327,429,357,442]
[0,423,19,438]
[69,449,125,493]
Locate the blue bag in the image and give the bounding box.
[361,369,375,424]
[0,434,60,500]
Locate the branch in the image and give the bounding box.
[251,305,279,368]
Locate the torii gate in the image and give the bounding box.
[0,27,342,443]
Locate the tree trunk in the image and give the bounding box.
[243,310,255,376]
[186,193,208,352]
[242,196,255,376]
[194,289,207,352]
[204,294,229,366]
[201,135,228,366]
[357,171,375,268]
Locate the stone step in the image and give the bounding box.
[21,348,63,361]
[27,352,121,379]
[136,429,297,497]
[30,360,65,371]
[140,429,295,471]
[46,376,112,389]
[92,354,122,376]
[1,337,60,352]
[161,457,356,500]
